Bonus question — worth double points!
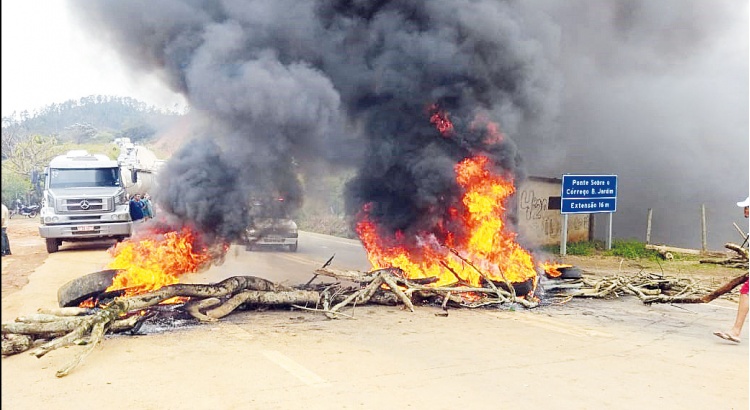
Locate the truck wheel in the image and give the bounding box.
[57,269,121,307]
[288,243,298,252]
[45,238,59,253]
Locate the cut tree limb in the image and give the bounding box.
[725,242,749,260]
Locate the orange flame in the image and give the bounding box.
[356,107,554,298]
[358,158,537,292]
[104,227,211,298]
[540,262,573,278]
[428,104,454,136]
[79,298,95,308]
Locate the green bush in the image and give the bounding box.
[541,239,664,260]
[540,240,604,256]
[604,239,660,260]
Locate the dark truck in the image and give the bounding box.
[243,197,298,252]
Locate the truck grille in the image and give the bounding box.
[57,197,113,213]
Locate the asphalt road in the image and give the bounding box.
[2,231,748,409]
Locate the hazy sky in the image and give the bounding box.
[1,0,185,117]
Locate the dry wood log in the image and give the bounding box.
[315,267,538,308]
[205,290,321,319]
[645,244,702,255]
[2,334,34,356]
[37,307,94,316]
[641,272,749,304]
[645,244,726,257]
[5,266,545,377]
[725,242,749,260]
[0,276,297,377]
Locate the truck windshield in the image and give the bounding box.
[48,168,120,189]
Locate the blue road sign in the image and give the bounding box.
[561,175,617,214]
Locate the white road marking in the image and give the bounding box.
[261,349,330,387]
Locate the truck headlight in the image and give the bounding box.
[115,191,128,205]
[45,193,55,208]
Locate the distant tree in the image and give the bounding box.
[7,135,61,178]
[1,117,30,160]
[63,122,98,143]
[119,124,156,142]
[1,161,32,208]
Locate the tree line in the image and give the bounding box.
[1,95,182,207]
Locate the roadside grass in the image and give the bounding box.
[542,238,662,261]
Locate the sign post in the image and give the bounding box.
[560,175,618,255]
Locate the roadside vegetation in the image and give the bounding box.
[541,239,663,260]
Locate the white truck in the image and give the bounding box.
[38,144,161,253]
[115,138,164,195]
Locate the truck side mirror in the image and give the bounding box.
[131,169,138,183]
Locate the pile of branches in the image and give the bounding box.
[1,265,537,377]
[3,260,747,378]
[699,242,749,270]
[560,271,748,305]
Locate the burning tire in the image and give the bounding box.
[57,269,121,307]
[493,277,534,297]
[558,266,583,279]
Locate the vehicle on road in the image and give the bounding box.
[243,197,299,252]
[38,150,133,253]
[38,142,164,253]
[12,203,40,218]
[245,218,299,252]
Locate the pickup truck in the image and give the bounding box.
[243,197,298,252]
[244,218,299,252]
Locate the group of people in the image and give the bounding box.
[128,193,154,223]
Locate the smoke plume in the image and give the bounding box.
[67,0,748,249]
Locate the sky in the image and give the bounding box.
[1,0,185,118]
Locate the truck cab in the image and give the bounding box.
[38,150,132,253]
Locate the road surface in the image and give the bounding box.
[2,231,748,409]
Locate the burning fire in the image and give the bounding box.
[539,262,573,278]
[104,227,212,298]
[357,106,542,295]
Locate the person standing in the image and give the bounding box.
[141,193,154,220]
[129,194,145,223]
[713,196,750,343]
[1,203,11,256]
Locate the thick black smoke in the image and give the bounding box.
[67,0,554,244]
[67,0,747,249]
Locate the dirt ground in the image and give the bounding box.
[2,217,748,409]
[1,216,50,296]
